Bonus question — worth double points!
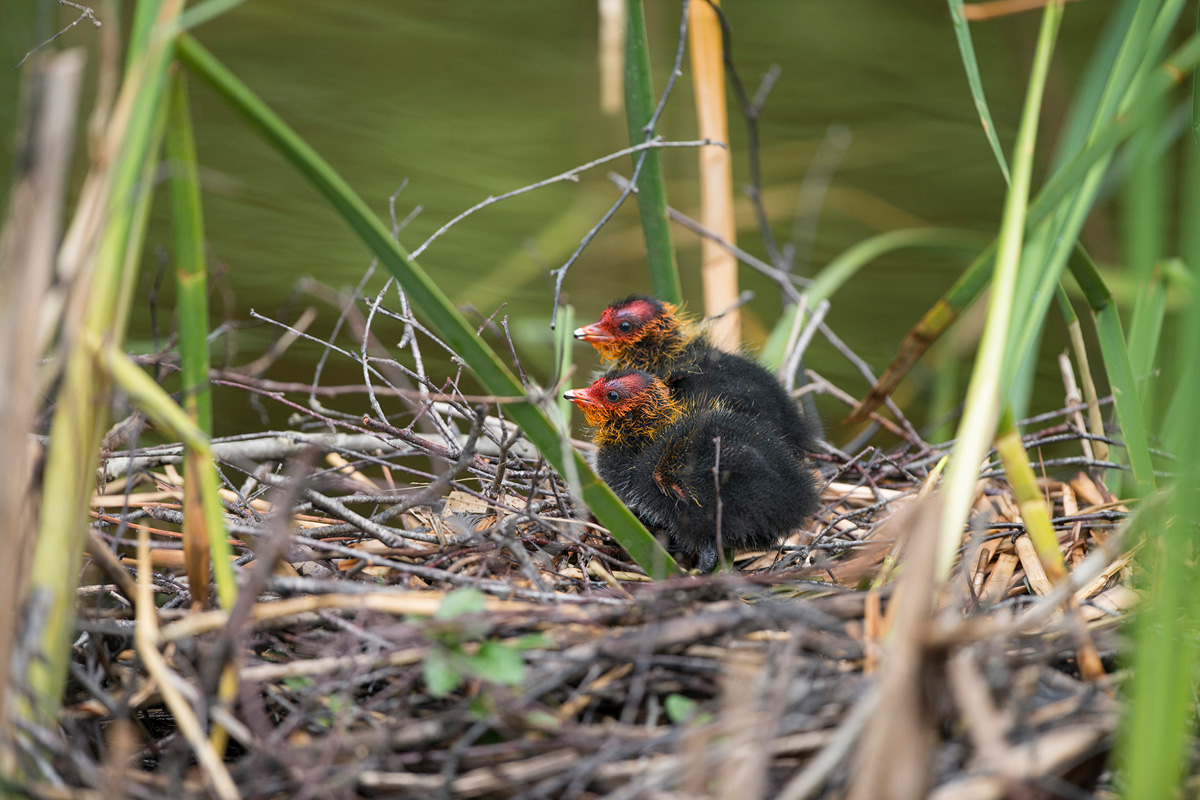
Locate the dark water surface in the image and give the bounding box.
[1,1,1113,440]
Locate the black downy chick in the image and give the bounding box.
[574,295,819,462]
[565,370,818,573]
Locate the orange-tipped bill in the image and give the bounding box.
[564,386,607,427]
[563,387,597,407]
[573,322,613,343]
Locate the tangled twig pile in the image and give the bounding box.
[14,295,1135,797]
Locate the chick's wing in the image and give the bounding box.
[651,428,701,506]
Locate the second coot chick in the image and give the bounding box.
[565,370,818,573]
[574,295,819,461]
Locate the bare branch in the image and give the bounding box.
[16,2,102,69]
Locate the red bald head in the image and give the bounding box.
[564,369,680,442]
[573,296,678,363]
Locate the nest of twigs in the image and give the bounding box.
[10,352,1136,799]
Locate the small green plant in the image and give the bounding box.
[664,693,712,725]
[419,588,544,699]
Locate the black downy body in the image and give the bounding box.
[667,337,818,463]
[570,370,818,573]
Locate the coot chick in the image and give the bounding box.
[574,295,819,461]
[565,370,818,573]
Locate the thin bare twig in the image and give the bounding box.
[16,2,102,69]
[413,138,721,261]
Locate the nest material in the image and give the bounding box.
[10,388,1135,800]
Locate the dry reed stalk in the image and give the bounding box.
[688,0,740,350]
[0,49,84,766]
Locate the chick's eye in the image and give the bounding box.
[617,320,633,333]
[605,390,620,403]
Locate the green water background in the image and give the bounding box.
[0,1,1114,441]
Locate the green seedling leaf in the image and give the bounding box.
[465,641,526,686]
[665,693,700,724]
[436,587,487,619]
[512,633,550,650]
[424,646,462,698]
